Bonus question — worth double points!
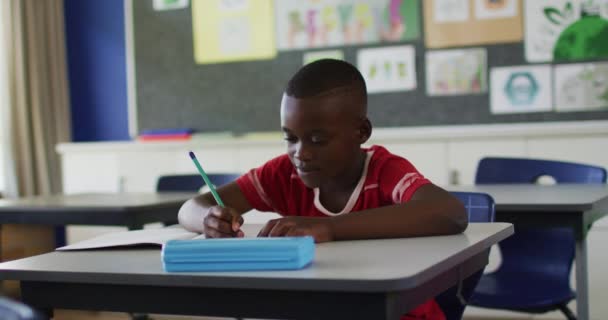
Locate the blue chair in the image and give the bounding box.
[156,173,240,192]
[468,157,607,320]
[436,191,495,320]
[0,297,44,320]
[156,173,240,226]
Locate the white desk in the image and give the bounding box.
[450,184,608,320]
[0,192,195,229]
[0,223,512,319]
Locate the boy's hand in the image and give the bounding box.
[203,206,244,238]
[257,217,334,243]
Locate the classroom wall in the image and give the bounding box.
[64,0,129,142]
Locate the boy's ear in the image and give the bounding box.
[357,118,372,144]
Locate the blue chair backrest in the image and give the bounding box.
[0,297,43,320]
[476,157,607,184]
[156,173,240,192]
[450,191,495,223]
[436,191,495,320]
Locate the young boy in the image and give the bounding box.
[179,59,467,320]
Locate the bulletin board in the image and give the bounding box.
[130,0,608,135]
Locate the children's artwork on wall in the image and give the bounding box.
[275,0,420,50]
[302,50,344,65]
[525,0,608,62]
[357,45,416,93]
[474,0,518,20]
[424,0,522,48]
[426,48,487,96]
[490,65,552,114]
[554,62,608,112]
[192,0,276,64]
[433,0,469,22]
[154,0,189,11]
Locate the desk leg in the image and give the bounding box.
[575,240,589,320]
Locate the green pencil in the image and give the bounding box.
[188,151,225,207]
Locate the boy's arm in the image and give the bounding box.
[258,184,467,242]
[178,182,253,235]
[329,184,467,240]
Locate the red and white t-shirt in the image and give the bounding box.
[236,145,431,217]
[236,145,445,320]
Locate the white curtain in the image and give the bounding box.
[0,0,72,198]
[0,0,10,196]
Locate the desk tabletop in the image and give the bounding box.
[0,193,195,211]
[0,192,196,226]
[0,223,512,292]
[449,184,608,212]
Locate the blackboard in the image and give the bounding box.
[131,0,608,135]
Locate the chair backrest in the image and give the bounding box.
[156,173,240,192]
[450,191,495,223]
[0,297,43,320]
[476,157,607,184]
[436,191,495,320]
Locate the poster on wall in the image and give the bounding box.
[154,0,189,11]
[525,0,608,62]
[302,50,344,65]
[490,65,553,114]
[554,62,608,112]
[433,0,469,22]
[357,45,416,93]
[275,0,420,50]
[426,48,487,96]
[474,0,518,20]
[192,0,276,64]
[424,0,522,48]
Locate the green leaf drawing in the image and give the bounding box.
[544,7,563,25]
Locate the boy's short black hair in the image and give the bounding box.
[285,59,367,101]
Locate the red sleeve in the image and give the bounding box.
[378,157,431,204]
[236,155,292,213]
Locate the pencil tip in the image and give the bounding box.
[189,151,195,159]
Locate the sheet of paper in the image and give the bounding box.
[57,226,199,251]
[426,48,487,96]
[192,0,276,64]
[490,65,553,114]
[57,224,264,251]
[357,45,416,93]
[554,62,608,112]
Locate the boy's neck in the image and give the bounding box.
[320,148,367,194]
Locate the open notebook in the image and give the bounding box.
[56,224,260,251]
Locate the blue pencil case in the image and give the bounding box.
[161,237,315,272]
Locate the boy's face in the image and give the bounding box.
[280,92,368,189]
